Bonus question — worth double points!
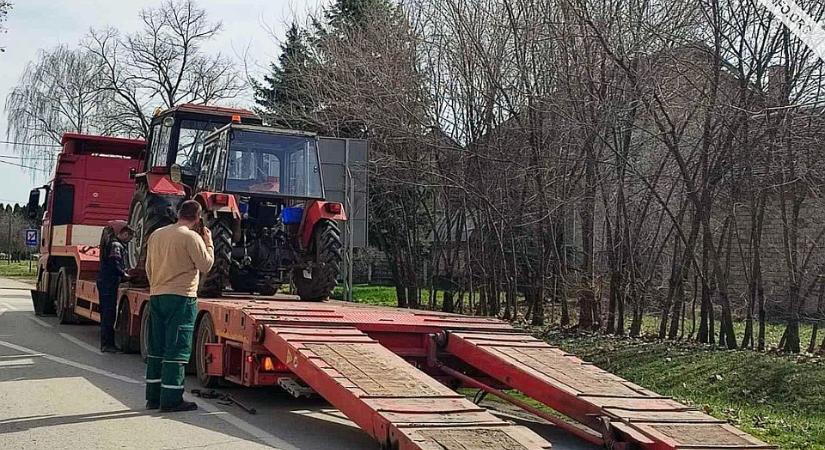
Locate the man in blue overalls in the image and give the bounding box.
[97,220,133,353]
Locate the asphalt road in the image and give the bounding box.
[0,277,598,450]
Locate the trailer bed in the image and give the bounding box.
[193,297,775,450]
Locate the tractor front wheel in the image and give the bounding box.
[126,186,179,282]
[294,220,342,301]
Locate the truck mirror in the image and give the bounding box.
[26,189,40,220]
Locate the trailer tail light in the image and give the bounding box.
[325,202,343,214]
[213,194,230,206]
[231,114,241,123]
[262,356,276,372]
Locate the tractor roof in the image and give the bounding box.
[161,103,261,122]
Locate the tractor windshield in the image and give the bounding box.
[225,130,323,199]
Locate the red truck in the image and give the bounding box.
[27,129,773,450]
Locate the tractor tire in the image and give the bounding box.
[198,215,233,298]
[195,313,221,388]
[114,296,139,353]
[294,220,343,301]
[140,304,151,362]
[55,267,80,324]
[257,283,279,296]
[126,186,180,279]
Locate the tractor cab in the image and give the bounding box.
[197,124,324,201]
[144,104,261,187]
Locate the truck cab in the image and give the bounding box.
[28,133,144,321]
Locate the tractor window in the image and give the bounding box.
[149,123,171,168]
[174,120,216,175]
[225,130,322,198]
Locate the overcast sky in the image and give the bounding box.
[0,0,324,205]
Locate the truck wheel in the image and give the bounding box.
[126,187,179,278]
[199,215,233,298]
[140,305,151,362]
[115,297,139,353]
[294,220,342,301]
[55,267,80,324]
[195,313,221,387]
[33,269,56,316]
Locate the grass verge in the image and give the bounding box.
[550,332,825,449]
[0,260,37,283]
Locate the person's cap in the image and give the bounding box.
[108,220,134,235]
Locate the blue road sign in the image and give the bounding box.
[25,229,38,247]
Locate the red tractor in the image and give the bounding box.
[126,105,345,300]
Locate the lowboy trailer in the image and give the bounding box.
[28,133,775,450]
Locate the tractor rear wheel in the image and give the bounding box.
[55,267,80,324]
[294,220,342,301]
[198,215,233,298]
[126,186,180,280]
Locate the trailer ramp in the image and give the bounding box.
[445,332,775,450]
[262,325,552,450]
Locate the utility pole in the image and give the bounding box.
[7,213,12,264]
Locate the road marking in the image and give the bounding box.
[0,353,44,359]
[59,332,103,355]
[0,357,35,368]
[197,399,300,450]
[0,301,15,310]
[29,317,53,328]
[0,340,140,384]
[0,308,6,317]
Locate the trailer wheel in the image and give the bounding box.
[198,215,233,298]
[294,220,342,301]
[115,297,139,353]
[55,267,80,324]
[140,305,151,362]
[195,313,221,387]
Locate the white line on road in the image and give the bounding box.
[29,316,53,328]
[59,332,104,355]
[0,357,35,368]
[0,301,15,310]
[0,340,141,384]
[197,399,300,450]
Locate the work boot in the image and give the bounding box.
[145,401,159,410]
[101,345,119,353]
[160,400,198,413]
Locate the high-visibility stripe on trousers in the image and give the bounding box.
[144,295,197,409]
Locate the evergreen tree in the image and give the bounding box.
[253,23,317,130]
[324,0,394,32]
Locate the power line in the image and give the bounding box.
[0,154,55,161]
[0,159,49,172]
[0,140,60,148]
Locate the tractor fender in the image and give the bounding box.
[145,172,186,196]
[301,201,347,248]
[194,192,241,221]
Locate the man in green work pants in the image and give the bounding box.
[144,200,214,412]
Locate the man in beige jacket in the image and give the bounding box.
[144,200,213,412]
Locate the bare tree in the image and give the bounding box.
[5,45,113,168]
[85,0,243,138]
